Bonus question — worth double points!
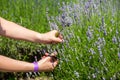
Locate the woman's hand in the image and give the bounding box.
[0,17,61,72]
[37,53,58,72]
[39,30,63,44]
[0,53,58,72]
[0,17,63,44]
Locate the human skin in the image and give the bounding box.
[0,17,63,72]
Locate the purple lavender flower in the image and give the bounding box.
[61,12,68,19]
[118,51,120,59]
[34,56,37,61]
[112,36,117,44]
[103,29,107,36]
[97,45,103,57]
[86,26,93,40]
[61,16,73,27]
[85,2,90,9]
[89,48,95,55]
[49,22,59,30]
[64,17,73,27]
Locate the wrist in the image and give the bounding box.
[23,62,34,72]
[33,62,39,72]
[24,62,39,72]
[36,33,44,43]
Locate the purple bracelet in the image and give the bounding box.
[33,62,39,72]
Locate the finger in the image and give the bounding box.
[45,56,52,61]
[50,52,58,61]
[54,37,63,43]
[50,52,57,56]
[53,60,58,67]
[42,56,46,59]
[52,62,54,68]
[44,53,49,56]
[44,52,57,61]
[55,31,63,42]
[54,30,63,40]
[58,33,63,39]
[42,53,49,59]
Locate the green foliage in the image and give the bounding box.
[0,0,120,80]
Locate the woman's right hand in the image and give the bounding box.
[37,53,58,72]
[39,30,63,44]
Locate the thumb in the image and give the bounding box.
[53,60,58,67]
[53,37,63,43]
[42,56,51,62]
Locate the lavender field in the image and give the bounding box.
[0,0,120,80]
[46,0,120,79]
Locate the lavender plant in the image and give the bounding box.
[0,0,120,80]
[46,0,120,79]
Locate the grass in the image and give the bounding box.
[0,0,120,80]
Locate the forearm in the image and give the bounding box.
[0,17,42,43]
[0,55,34,72]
